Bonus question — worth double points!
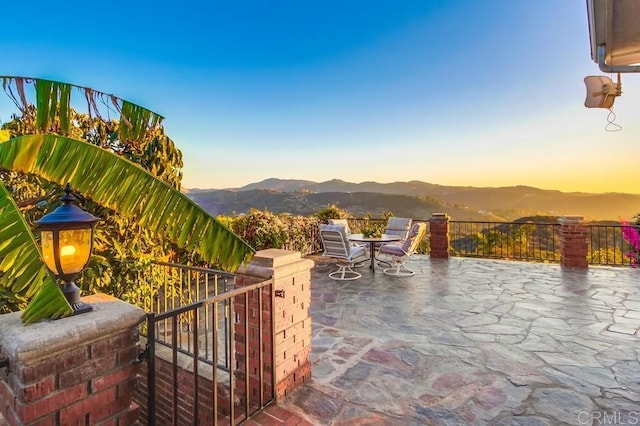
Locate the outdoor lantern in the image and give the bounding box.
[34,183,100,315]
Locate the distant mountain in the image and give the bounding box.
[238,178,317,192]
[237,178,442,195]
[186,178,640,221]
[187,189,502,220]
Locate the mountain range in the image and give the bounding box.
[186,178,640,221]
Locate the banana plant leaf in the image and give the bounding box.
[21,279,72,324]
[0,134,255,273]
[2,76,163,139]
[0,184,71,323]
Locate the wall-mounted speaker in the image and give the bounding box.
[584,75,622,108]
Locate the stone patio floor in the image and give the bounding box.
[251,255,640,425]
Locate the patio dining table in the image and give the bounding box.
[348,233,401,272]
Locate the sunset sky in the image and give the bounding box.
[1,1,639,194]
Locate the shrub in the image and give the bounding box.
[621,214,640,266]
[226,209,288,251]
[314,204,351,223]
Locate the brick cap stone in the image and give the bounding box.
[0,293,145,364]
[253,249,301,268]
[237,249,314,279]
[558,216,585,224]
[431,213,450,219]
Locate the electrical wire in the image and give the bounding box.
[605,108,622,132]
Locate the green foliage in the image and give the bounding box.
[220,209,322,254]
[450,222,560,261]
[0,185,54,298]
[359,213,387,238]
[225,209,288,251]
[314,204,351,223]
[35,80,72,133]
[21,279,72,324]
[2,76,165,140]
[280,214,321,254]
[587,247,626,265]
[0,79,252,319]
[0,135,254,272]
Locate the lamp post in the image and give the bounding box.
[34,183,100,315]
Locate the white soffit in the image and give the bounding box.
[588,0,640,68]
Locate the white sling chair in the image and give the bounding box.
[378,222,427,277]
[319,224,368,280]
[375,217,413,266]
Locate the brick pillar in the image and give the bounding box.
[559,215,589,268]
[235,249,314,402]
[0,294,146,425]
[429,213,450,259]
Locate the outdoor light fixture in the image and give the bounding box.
[34,183,100,315]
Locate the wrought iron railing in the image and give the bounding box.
[145,277,275,425]
[345,218,387,233]
[141,261,235,369]
[284,221,323,255]
[295,217,638,266]
[449,221,561,262]
[588,224,637,266]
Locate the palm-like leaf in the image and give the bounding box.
[0,184,53,297]
[21,279,72,324]
[0,134,255,273]
[0,184,72,323]
[2,76,164,138]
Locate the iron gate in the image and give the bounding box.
[139,277,275,425]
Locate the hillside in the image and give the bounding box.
[187,189,503,220]
[185,178,640,221]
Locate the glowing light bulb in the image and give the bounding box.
[60,245,77,257]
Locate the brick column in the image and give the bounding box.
[429,213,450,259]
[559,215,589,268]
[0,294,146,425]
[235,249,314,402]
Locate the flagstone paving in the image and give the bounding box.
[276,256,640,425]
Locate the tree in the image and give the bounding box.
[0,76,254,322]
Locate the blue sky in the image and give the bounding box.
[1,1,639,193]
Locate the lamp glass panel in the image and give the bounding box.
[41,228,92,276]
[41,231,57,274]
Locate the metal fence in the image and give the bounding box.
[449,221,561,262]
[141,261,235,369]
[345,218,387,233]
[144,277,275,425]
[284,221,323,255]
[588,224,638,266]
[288,217,638,267]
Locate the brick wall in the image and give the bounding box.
[134,341,235,425]
[133,249,313,423]
[235,249,314,401]
[233,285,274,410]
[0,294,145,425]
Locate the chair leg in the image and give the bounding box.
[328,261,361,281]
[382,260,415,277]
[375,252,392,267]
[353,260,366,269]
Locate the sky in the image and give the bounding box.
[1,0,639,194]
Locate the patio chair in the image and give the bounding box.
[329,218,366,253]
[378,222,427,277]
[375,217,413,266]
[319,224,368,280]
[328,218,351,234]
[384,217,413,240]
